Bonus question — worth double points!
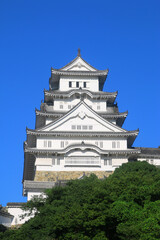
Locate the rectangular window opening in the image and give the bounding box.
[61,141,64,148]
[44,140,47,147]
[48,141,52,148]
[89,125,93,130]
[112,142,116,148]
[76,82,79,88]
[83,82,86,88]
[117,142,120,148]
[69,81,72,87]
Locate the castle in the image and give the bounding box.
[2,51,160,226]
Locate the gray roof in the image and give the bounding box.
[0,209,13,218]
[136,147,160,157]
[7,202,26,207]
[44,89,117,100]
[35,108,127,119]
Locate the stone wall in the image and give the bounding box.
[34,171,113,181]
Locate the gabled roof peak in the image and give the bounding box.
[59,54,98,72]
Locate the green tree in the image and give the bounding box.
[1,161,160,240]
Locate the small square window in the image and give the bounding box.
[89,125,93,130]
[72,125,76,130]
[82,125,87,130]
[77,125,81,130]
[68,105,71,109]
[60,105,63,109]
[69,81,72,87]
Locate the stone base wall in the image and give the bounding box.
[34,171,113,181]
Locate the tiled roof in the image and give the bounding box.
[136,147,160,156]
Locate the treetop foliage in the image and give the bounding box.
[1,161,160,240]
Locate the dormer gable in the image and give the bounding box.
[60,56,97,72]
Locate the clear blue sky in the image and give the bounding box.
[0,0,160,206]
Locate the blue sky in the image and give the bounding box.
[0,0,160,206]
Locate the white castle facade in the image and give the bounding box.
[3,51,160,226]
[22,51,160,201]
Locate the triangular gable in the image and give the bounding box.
[60,56,97,72]
[38,101,126,133]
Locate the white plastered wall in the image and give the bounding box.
[36,137,127,150]
[7,207,34,226]
[59,76,99,91]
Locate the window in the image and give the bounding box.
[104,159,107,165]
[68,105,71,109]
[61,141,64,148]
[44,140,47,147]
[48,141,52,148]
[77,125,81,130]
[69,81,72,87]
[95,141,98,146]
[83,82,86,88]
[97,106,100,110]
[72,125,76,130]
[57,159,60,165]
[108,159,112,165]
[112,142,116,148]
[76,82,79,88]
[100,142,103,148]
[52,159,55,165]
[117,142,120,148]
[89,125,93,130]
[65,141,68,146]
[60,105,63,109]
[82,125,87,130]
[104,159,112,166]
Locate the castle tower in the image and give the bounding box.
[23,51,140,200]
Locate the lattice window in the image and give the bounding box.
[44,140,47,147]
[100,142,103,148]
[117,141,120,148]
[112,142,116,148]
[48,141,52,148]
[61,141,64,148]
